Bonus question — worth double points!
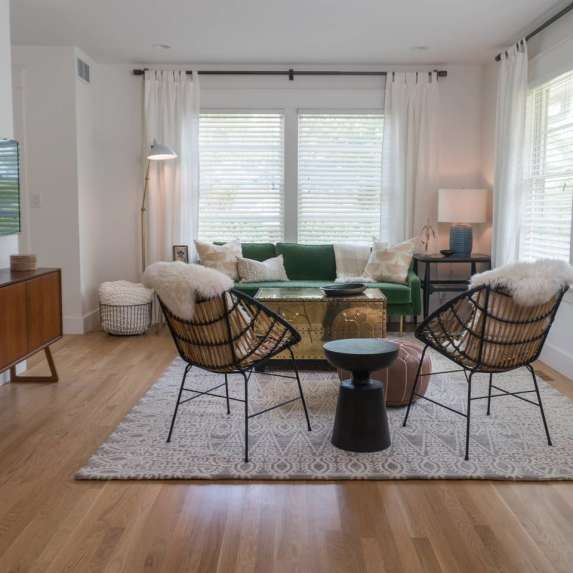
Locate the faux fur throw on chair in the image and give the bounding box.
[470,259,573,306]
[143,262,233,319]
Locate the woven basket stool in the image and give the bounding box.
[337,338,432,407]
[99,280,153,336]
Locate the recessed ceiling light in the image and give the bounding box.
[152,43,172,50]
[411,46,429,51]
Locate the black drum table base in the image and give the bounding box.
[324,338,399,453]
[331,377,390,452]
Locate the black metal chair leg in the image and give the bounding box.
[402,345,428,427]
[167,364,191,443]
[487,373,493,415]
[465,372,473,460]
[528,365,553,446]
[224,373,231,414]
[288,348,312,431]
[243,371,249,463]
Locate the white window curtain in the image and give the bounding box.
[492,40,528,266]
[144,69,200,265]
[381,71,439,244]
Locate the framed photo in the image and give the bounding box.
[172,244,189,263]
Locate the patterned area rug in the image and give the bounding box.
[76,351,573,480]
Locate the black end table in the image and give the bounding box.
[324,339,399,452]
[413,253,492,319]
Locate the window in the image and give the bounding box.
[198,113,284,242]
[297,113,384,243]
[520,71,573,262]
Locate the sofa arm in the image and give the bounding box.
[407,269,422,316]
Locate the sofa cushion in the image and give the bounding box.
[241,242,276,262]
[213,242,276,262]
[275,243,336,281]
[233,280,412,305]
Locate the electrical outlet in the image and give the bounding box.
[30,194,41,208]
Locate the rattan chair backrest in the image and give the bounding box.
[160,289,300,373]
[420,284,567,372]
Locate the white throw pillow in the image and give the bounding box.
[364,238,416,283]
[333,242,374,281]
[194,239,242,280]
[238,255,288,283]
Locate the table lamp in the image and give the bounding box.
[438,189,488,256]
[141,140,178,272]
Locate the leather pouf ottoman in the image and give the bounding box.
[337,338,432,407]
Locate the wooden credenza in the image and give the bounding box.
[0,268,62,382]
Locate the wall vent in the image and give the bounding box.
[77,58,90,83]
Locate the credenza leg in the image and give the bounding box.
[10,347,59,383]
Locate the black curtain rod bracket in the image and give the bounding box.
[132,68,448,78]
[495,0,573,61]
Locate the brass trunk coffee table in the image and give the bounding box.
[254,287,387,361]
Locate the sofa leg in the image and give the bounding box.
[399,315,405,336]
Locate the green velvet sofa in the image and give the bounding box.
[230,242,421,320]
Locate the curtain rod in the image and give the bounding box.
[495,0,573,61]
[131,68,448,79]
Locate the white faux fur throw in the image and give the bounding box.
[143,262,233,319]
[470,259,573,306]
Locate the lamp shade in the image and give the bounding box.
[147,139,177,160]
[438,189,488,224]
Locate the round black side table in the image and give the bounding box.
[324,338,399,452]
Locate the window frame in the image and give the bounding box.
[198,97,385,243]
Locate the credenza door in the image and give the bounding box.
[0,282,28,371]
[27,272,62,351]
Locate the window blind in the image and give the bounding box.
[198,113,284,242]
[520,70,573,263]
[297,113,383,244]
[0,140,20,236]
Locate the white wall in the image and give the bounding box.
[0,0,16,267]
[12,46,84,332]
[11,48,143,333]
[75,55,142,327]
[437,64,492,254]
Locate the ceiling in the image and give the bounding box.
[10,0,565,65]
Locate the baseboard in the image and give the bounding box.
[540,342,573,381]
[63,309,100,335]
[82,308,100,333]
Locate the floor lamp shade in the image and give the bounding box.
[438,189,488,255]
[147,139,177,161]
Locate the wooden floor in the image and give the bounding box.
[0,332,572,573]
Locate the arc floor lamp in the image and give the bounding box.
[141,140,178,272]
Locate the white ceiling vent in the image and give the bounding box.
[77,58,90,83]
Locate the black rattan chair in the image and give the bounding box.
[159,288,312,463]
[402,283,568,460]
